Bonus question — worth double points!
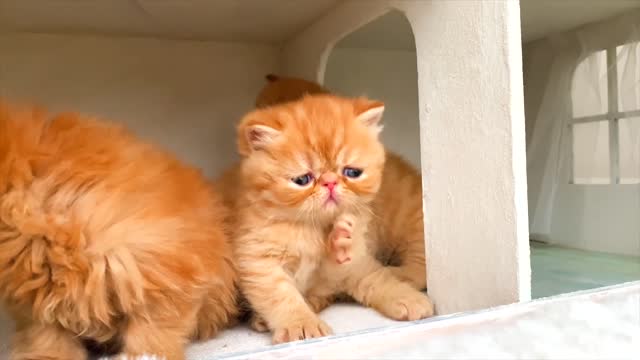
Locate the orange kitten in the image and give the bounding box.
[225,94,433,344]
[255,75,427,290]
[0,101,238,360]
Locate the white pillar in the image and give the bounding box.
[401,0,530,314]
[282,0,530,315]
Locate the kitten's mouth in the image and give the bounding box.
[324,194,338,206]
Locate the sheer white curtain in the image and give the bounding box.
[525,11,640,255]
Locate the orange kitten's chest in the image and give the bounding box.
[282,226,326,293]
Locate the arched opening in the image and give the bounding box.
[323,10,421,169]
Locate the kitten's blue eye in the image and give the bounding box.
[292,173,313,186]
[343,167,363,178]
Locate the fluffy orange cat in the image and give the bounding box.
[219,94,433,344]
[254,74,427,290]
[0,101,238,360]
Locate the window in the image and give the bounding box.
[570,43,640,184]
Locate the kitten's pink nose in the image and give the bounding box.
[320,173,338,191]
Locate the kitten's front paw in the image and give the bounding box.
[249,315,269,333]
[379,291,434,321]
[329,214,355,264]
[271,316,333,344]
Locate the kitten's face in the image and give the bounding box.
[239,95,386,222]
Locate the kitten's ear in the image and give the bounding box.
[238,121,281,155]
[354,99,385,135]
[265,74,279,82]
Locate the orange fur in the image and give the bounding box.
[0,101,238,360]
[255,75,427,290]
[219,95,433,344]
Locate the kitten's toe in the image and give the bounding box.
[383,292,434,321]
[333,238,351,264]
[334,214,356,234]
[271,317,333,344]
[249,315,269,333]
[329,215,355,264]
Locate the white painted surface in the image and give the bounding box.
[283,0,531,314]
[0,33,278,178]
[0,0,340,44]
[325,47,421,168]
[334,1,640,48]
[520,0,640,42]
[406,0,531,313]
[3,0,639,46]
[217,282,640,360]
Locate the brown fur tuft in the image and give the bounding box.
[255,74,329,108]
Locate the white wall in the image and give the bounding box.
[551,185,640,256]
[325,47,421,168]
[0,33,279,178]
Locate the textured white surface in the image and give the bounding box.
[215,282,640,360]
[0,0,340,44]
[2,0,638,45]
[409,0,530,312]
[187,302,400,359]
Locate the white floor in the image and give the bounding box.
[187,302,401,359]
[218,282,640,360]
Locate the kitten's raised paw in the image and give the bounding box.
[379,291,434,321]
[329,214,355,264]
[271,316,332,344]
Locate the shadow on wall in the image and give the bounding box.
[323,10,421,169]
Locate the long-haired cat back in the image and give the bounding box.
[0,101,238,360]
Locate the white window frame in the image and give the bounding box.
[569,45,640,185]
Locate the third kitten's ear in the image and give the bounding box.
[354,99,385,135]
[265,74,279,82]
[238,122,281,155]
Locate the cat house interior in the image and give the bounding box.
[0,0,639,358]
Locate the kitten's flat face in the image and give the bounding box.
[239,95,386,222]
